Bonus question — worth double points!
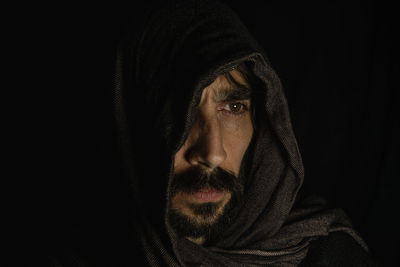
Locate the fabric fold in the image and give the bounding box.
[113,0,367,265]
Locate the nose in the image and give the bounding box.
[186,112,227,169]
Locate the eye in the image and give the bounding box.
[222,102,248,116]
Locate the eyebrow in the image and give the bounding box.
[213,84,252,103]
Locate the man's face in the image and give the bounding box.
[170,69,254,244]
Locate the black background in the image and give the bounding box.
[2,0,398,266]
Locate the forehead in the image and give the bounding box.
[201,69,251,103]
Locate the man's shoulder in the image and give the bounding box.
[299,231,381,267]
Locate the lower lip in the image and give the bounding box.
[181,189,225,202]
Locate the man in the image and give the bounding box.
[5,0,379,266]
[111,0,380,266]
[169,65,254,246]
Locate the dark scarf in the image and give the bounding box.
[113,0,367,266]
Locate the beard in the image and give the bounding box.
[168,166,244,244]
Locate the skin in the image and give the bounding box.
[172,69,254,244]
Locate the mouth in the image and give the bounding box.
[180,188,226,203]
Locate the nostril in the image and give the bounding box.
[197,160,212,168]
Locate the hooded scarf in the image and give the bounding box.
[113,0,367,266]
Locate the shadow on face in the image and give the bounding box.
[170,69,254,244]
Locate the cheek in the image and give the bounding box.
[221,116,253,174]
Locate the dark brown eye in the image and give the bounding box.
[221,102,248,117]
[228,103,244,113]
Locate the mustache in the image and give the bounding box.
[171,166,244,196]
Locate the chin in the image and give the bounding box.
[169,192,236,241]
[172,191,231,224]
